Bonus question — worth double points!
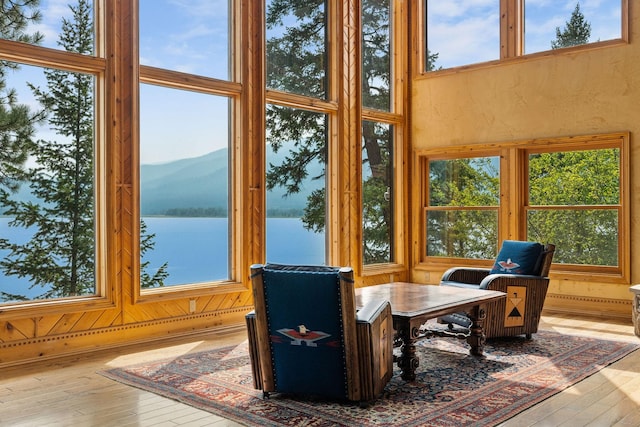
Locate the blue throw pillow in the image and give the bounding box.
[490,240,544,276]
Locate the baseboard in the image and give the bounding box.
[543,293,632,322]
[0,307,250,368]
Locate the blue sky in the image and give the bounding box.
[138,0,230,164]
[8,0,622,164]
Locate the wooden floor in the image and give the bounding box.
[1,314,639,427]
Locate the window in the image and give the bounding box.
[421,0,627,73]
[0,1,102,304]
[362,0,392,111]
[424,0,500,71]
[139,0,229,80]
[139,84,231,286]
[361,0,403,268]
[526,147,622,269]
[138,0,236,291]
[265,106,327,264]
[265,1,329,264]
[424,156,500,260]
[524,1,622,54]
[266,0,326,98]
[1,0,97,54]
[362,121,394,264]
[417,133,629,281]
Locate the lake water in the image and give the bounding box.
[0,217,325,299]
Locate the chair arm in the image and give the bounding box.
[356,299,391,324]
[479,273,549,291]
[441,267,491,285]
[478,274,551,317]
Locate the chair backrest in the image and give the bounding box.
[490,240,555,277]
[250,263,358,400]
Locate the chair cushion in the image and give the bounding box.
[490,240,544,276]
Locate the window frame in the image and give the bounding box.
[520,134,629,282]
[413,0,629,77]
[415,132,630,284]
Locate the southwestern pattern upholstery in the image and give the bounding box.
[439,241,555,339]
[245,263,393,403]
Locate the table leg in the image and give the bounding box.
[465,305,486,356]
[396,323,420,381]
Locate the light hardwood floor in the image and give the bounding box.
[1,314,639,427]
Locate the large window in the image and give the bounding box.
[0,0,407,308]
[361,0,401,267]
[138,0,235,290]
[418,133,629,281]
[422,0,627,73]
[0,0,101,304]
[264,0,405,270]
[265,1,329,264]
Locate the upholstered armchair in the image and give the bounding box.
[439,241,555,339]
[245,263,393,403]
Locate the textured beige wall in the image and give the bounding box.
[411,8,639,311]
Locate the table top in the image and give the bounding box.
[355,282,505,320]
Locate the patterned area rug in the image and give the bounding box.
[100,330,638,427]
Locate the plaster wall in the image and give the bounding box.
[410,8,639,314]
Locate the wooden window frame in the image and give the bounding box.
[519,134,629,283]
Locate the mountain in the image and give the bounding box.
[141,145,324,216]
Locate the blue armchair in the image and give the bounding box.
[245,263,393,403]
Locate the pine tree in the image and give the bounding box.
[551,2,591,49]
[0,0,96,300]
[0,0,44,191]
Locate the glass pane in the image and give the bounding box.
[527,209,618,266]
[525,1,622,54]
[1,63,96,303]
[266,0,327,98]
[529,148,620,206]
[426,210,498,259]
[1,0,96,55]
[362,0,391,111]
[265,105,326,264]
[139,84,230,287]
[429,157,500,207]
[139,0,230,80]
[425,0,499,71]
[362,121,393,264]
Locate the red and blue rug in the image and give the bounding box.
[100,330,638,426]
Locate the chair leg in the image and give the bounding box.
[525,333,532,339]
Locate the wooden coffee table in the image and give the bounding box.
[355,282,506,381]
